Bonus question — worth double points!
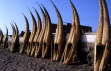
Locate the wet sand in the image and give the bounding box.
[0,48,92,71]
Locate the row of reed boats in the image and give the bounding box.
[0,0,111,71]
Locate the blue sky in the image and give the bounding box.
[0,0,111,35]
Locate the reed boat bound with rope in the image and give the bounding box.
[0,0,111,71]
